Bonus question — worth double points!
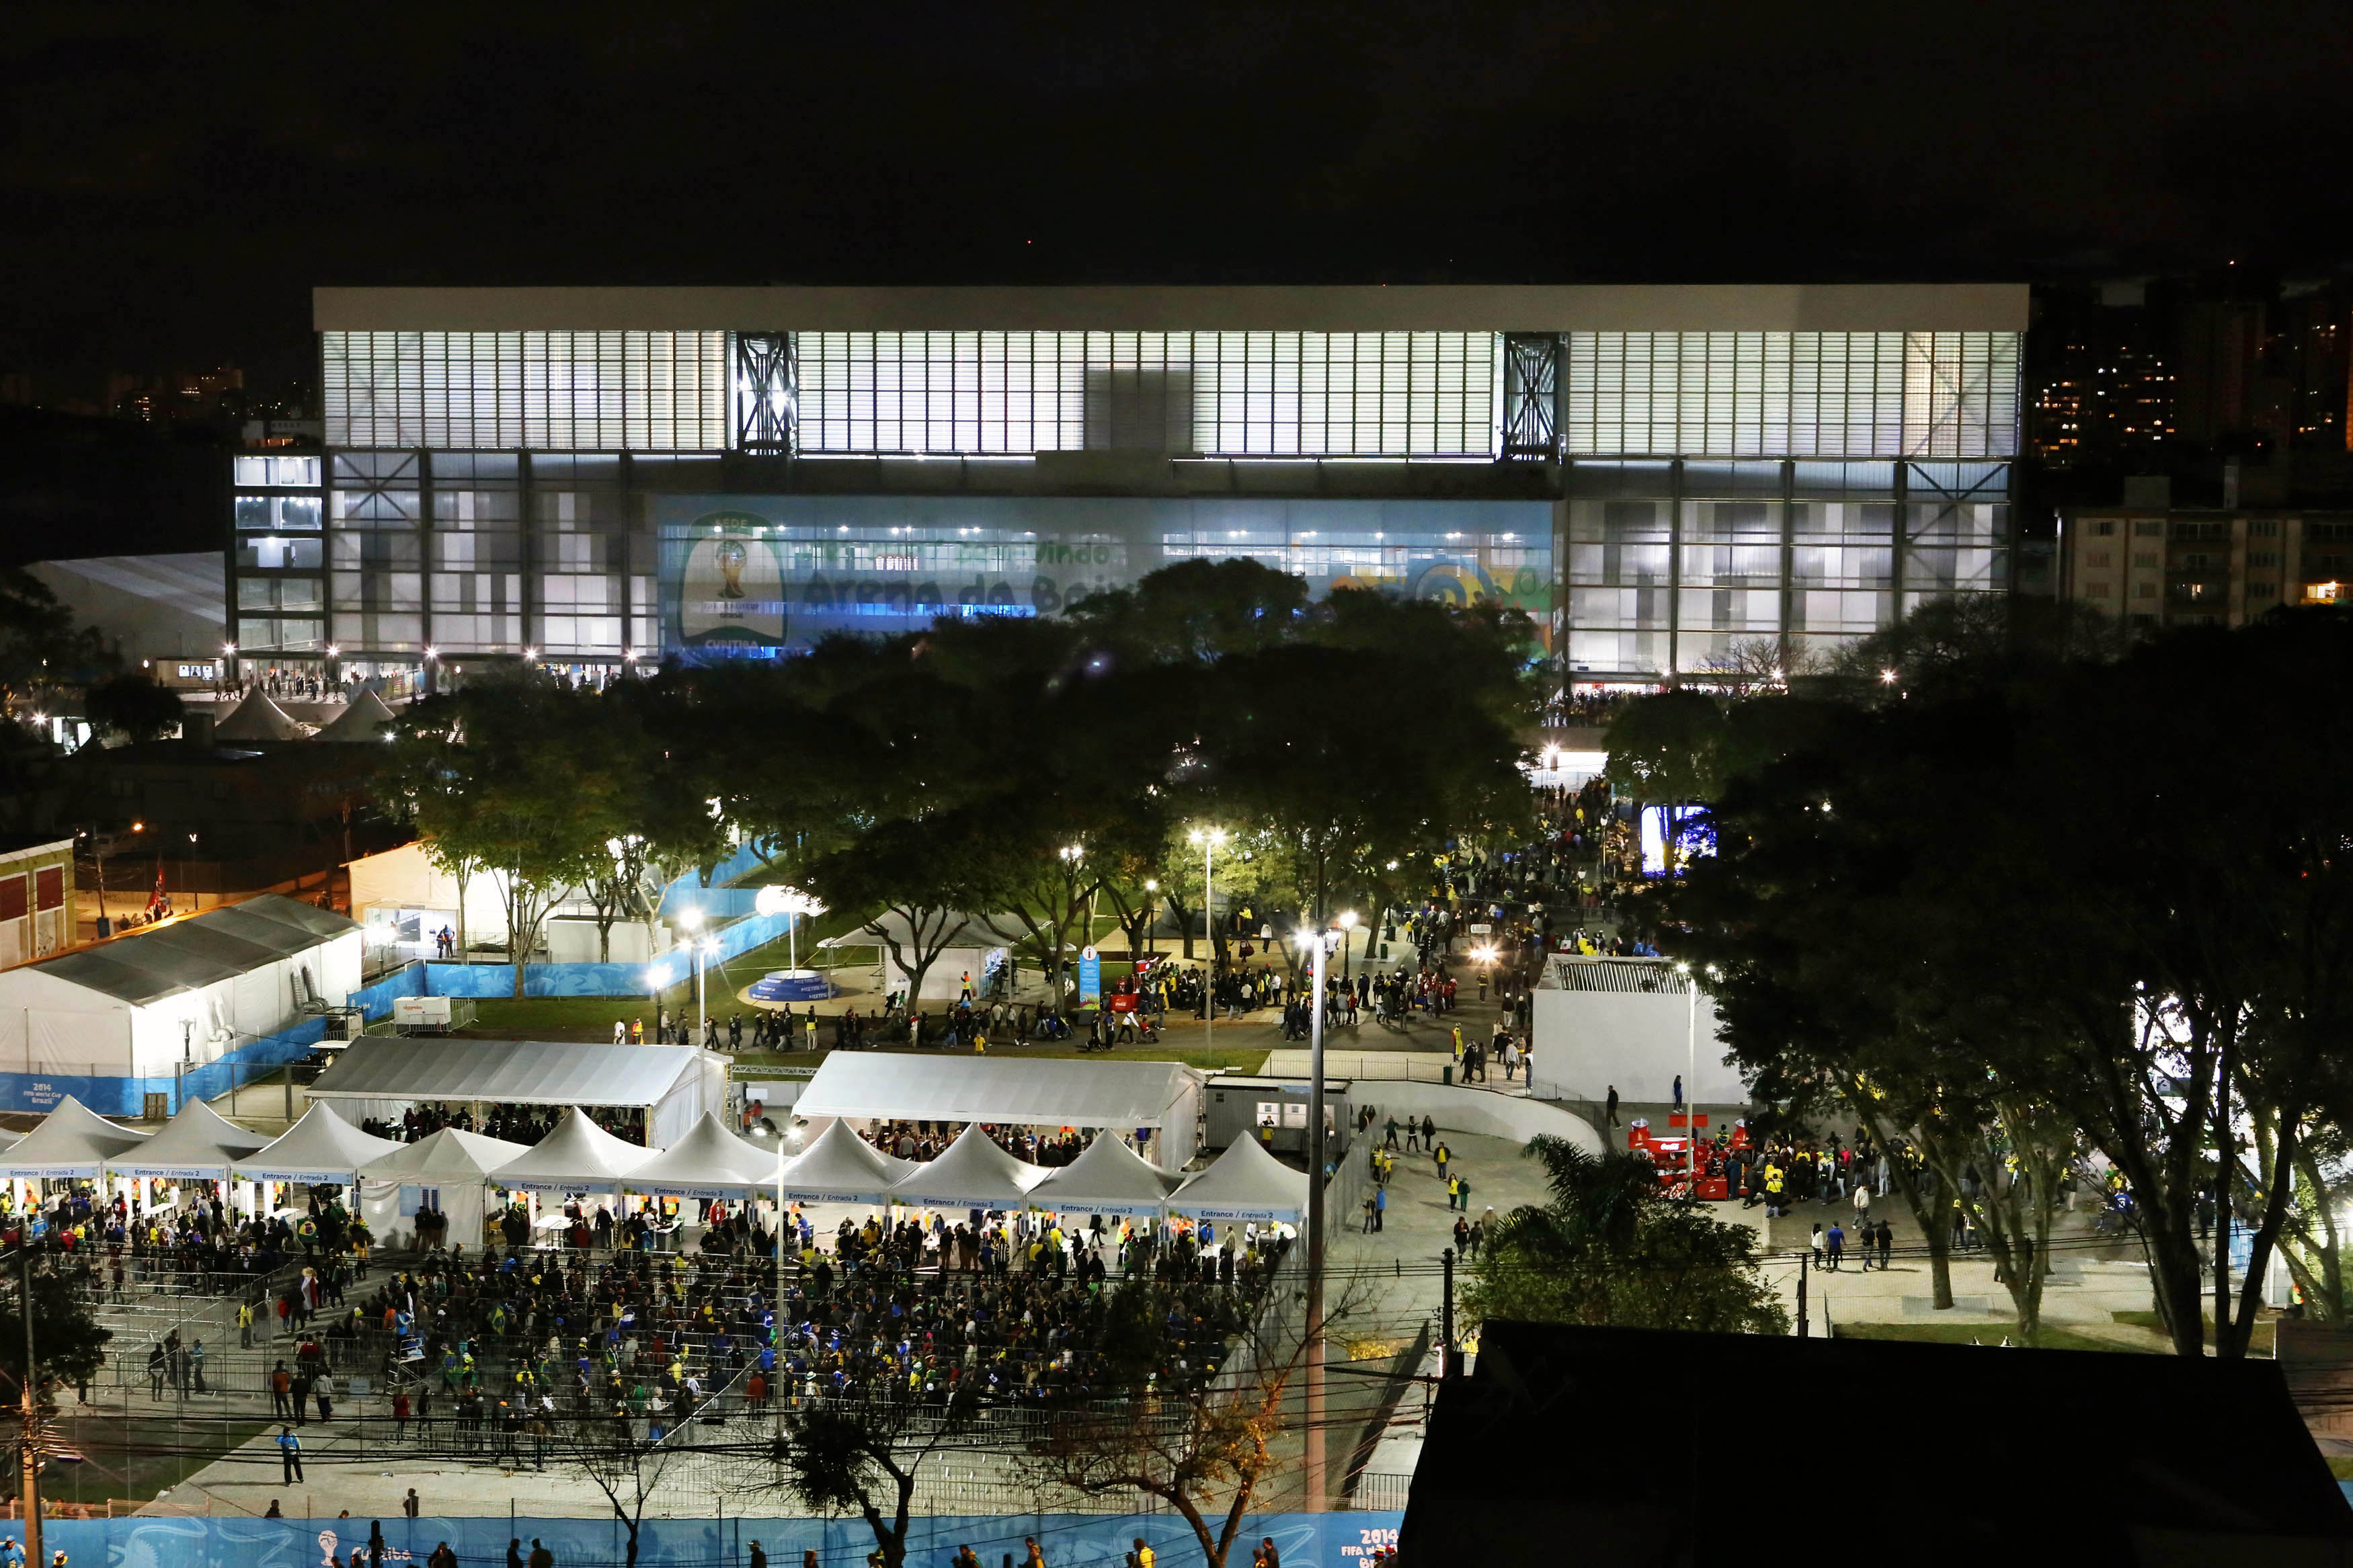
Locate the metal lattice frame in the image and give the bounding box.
[734,331,795,452]
[1502,333,1560,460]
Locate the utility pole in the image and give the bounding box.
[18,1243,38,1566]
[1796,1251,1809,1339]
[1440,1246,1456,1378]
[1302,919,1328,1513]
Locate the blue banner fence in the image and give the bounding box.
[345,911,801,1016]
[36,1511,1403,1568]
[0,1014,330,1118]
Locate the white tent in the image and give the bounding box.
[0,895,364,1116]
[357,1127,532,1250]
[887,1122,1050,1211]
[110,1100,268,1182]
[774,1117,914,1205]
[0,1095,151,1180]
[795,1053,1203,1167]
[314,688,398,743]
[211,688,309,742]
[625,1112,783,1200]
[1167,1134,1310,1223]
[1027,1132,1183,1219]
[307,1039,726,1148]
[236,1102,403,1186]
[491,1106,653,1193]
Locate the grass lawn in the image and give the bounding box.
[1831,1321,2153,1354]
[2110,1309,2277,1357]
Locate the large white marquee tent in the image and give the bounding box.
[0,895,362,1113]
[305,1038,726,1147]
[795,1053,1203,1167]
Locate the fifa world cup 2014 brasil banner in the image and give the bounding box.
[39,1510,1404,1567]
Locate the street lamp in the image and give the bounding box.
[1144,879,1158,958]
[1677,961,1698,1195]
[680,907,707,1040]
[1187,827,1228,1048]
[756,885,828,977]
[1293,915,1349,1514]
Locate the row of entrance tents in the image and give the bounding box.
[0,1095,1309,1249]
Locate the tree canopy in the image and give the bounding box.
[1656,606,2353,1356]
[1464,1136,1787,1335]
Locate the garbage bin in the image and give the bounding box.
[1442,1063,1453,1086]
[1380,942,1390,959]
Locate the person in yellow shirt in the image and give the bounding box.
[1133,1541,1154,1568]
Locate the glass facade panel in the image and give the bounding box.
[235,536,323,571]
[233,456,321,487]
[1563,332,2020,458]
[235,495,322,530]
[793,332,1499,458]
[323,331,728,450]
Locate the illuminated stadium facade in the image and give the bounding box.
[223,284,2025,690]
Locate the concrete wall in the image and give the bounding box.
[1530,986,1749,1107]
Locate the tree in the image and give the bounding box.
[1191,591,1538,967]
[379,675,610,997]
[1019,1272,1360,1567]
[567,1405,683,1568]
[570,679,729,963]
[1462,1137,1788,1335]
[0,570,114,720]
[770,1386,979,1568]
[1664,610,2353,1357]
[82,673,184,744]
[804,808,1000,1012]
[0,1251,110,1397]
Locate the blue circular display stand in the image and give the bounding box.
[749,968,834,1003]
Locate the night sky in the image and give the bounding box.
[7,1,2353,388]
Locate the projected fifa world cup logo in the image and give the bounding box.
[715,540,749,600]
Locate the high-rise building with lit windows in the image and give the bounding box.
[223,284,2024,690]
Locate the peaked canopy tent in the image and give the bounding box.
[1026,1130,1183,1219]
[357,1126,532,1249]
[774,1117,916,1205]
[491,1106,654,1192]
[0,1095,152,1180]
[625,1112,783,1200]
[236,1102,404,1186]
[795,1053,1203,1168]
[305,1039,727,1148]
[887,1122,1051,1212]
[313,688,398,743]
[0,894,365,1114]
[110,1100,269,1183]
[1168,1133,1310,1223]
[210,689,309,742]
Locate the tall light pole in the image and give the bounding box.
[18,1241,38,1568]
[1297,911,1351,1514]
[680,907,708,1040]
[1677,960,1697,1194]
[1143,880,1158,959]
[1188,828,1226,1048]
